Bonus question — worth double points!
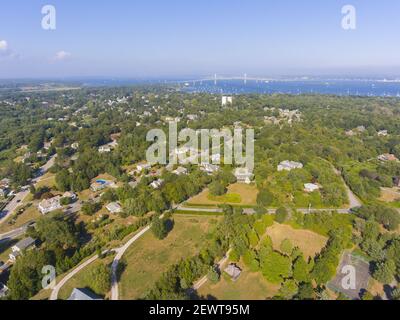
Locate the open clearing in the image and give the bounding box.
[197,264,280,300]
[119,215,220,299]
[379,187,400,202]
[187,183,258,206]
[0,205,40,234]
[265,223,328,258]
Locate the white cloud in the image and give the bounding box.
[54,50,71,61]
[0,40,8,51]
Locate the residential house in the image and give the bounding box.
[98,145,111,153]
[106,202,122,214]
[0,178,10,189]
[222,96,233,106]
[304,183,320,193]
[90,180,112,192]
[68,288,102,301]
[234,167,254,184]
[150,179,164,189]
[187,114,198,121]
[137,163,152,172]
[172,166,188,176]
[200,163,220,174]
[378,130,388,137]
[38,196,62,215]
[378,154,398,162]
[9,237,36,262]
[224,264,242,281]
[277,160,303,172]
[0,283,8,298]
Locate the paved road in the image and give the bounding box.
[0,224,31,241]
[110,225,151,300]
[50,249,113,300]
[0,155,57,226]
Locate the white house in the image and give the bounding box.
[277,160,303,172]
[222,96,233,106]
[9,237,36,262]
[106,202,122,214]
[304,183,320,193]
[187,114,198,121]
[98,145,111,153]
[378,154,398,162]
[137,163,152,172]
[71,142,79,150]
[38,196,62,215]
[150,179,164,189]
[200,163,220,174]
[378,130,388,137]
[172,167,188,176]
[234,167,254,184]
[0,283,8,298]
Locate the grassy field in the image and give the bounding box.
[119,215,220,300]
[187,183,258,206]
[197,264,280,300]
[265,223,328,258]
[0,204,40,234]
[35,173,56,189]
[379,187,400,203]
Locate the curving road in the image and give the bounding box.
[110,226,151,300]
[50,249,113,300]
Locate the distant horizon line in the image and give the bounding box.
[2,74,400,82]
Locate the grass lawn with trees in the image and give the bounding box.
[265,223,328,259]
[197,264,280,300]
[187,184,258,207]
[119,215,220,299]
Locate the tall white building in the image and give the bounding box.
[222,96,233,106]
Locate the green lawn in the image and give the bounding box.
[197,264,280,300]
[119,215,219,299]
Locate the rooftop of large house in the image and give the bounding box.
[277,160,304,172]
[304,183,320,193]
[106,202,122,214]
[172,166,188,175]
[38,196,62,214]
[12,237,36,252]
[224,264,242,281]
[150,179,164,189]
[200,163,220,174]
[234,167,254,184]
[68,288,102,301]
[378,153,398,162]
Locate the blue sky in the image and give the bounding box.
[0,0,400,78]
